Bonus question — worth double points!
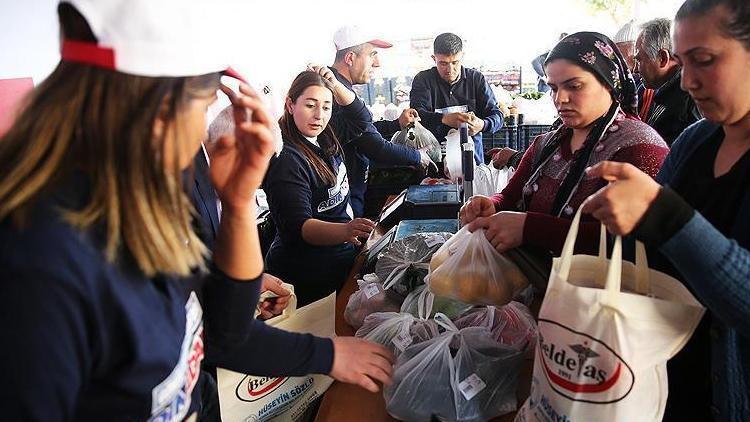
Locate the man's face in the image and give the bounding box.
[433,51,463,84]
[615,41,635,71]
[634,35,661,89]
[349,43,380,84]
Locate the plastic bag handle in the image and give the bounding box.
[417,286,434,320]
[434,313,459,332]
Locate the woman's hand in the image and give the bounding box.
[257,273,292,320]
[487,147,518,169]
[582,161,661,235]
[459,195,496,226]
[345,218,376,246]
[467,211,527,253]
[209,83,276,213]
[330,337,395,393]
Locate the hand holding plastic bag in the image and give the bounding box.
[392,121,441,162]
[428,226,529,305]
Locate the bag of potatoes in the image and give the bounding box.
[428,226,529,306]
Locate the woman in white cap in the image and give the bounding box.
[0,1,393,420]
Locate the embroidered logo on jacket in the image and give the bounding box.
[149,292,205,422]
[317,162,350,214]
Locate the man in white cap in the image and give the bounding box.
[329,25,433,218]
[613,19,655,120]
[613,19,639,71]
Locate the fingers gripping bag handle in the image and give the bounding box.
[255,282,297,321]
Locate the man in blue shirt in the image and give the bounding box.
[409,33,504,164]
[329,25,433,217]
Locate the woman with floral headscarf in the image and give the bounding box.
[461,32,668,259]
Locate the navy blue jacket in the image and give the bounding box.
[635,120,750,421]
[409,66,504,163]
[329,67,421,217]
[191,150,220,251]
[263,100,371,304]
[0,175,333,421]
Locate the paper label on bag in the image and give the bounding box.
[424,235,443,248]
[391,332,413,352]
[364,283,381,300]
[458,373,486,400]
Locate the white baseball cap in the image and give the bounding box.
[59,0,244,81]
[332,25,393,51]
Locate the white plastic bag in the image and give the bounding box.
[375,232,452,298]
[400,283,474,321]
[454,303,537,350]
[385,314,526,421]
[343,274,401,330]
[515,209,705,422]
[355,311,440,357]
[391,121,442,162]
[473,164,515,196]
[428,226,529,305]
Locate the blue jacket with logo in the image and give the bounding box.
[329,67,421,217]
[263,99,372,305]
[0,174,333,421]
[410,66,504,164]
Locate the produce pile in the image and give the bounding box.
[345,231,538,421]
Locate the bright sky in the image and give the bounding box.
[0,0,687,114]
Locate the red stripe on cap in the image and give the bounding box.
[61,40,115,69]
[222,67,247,83]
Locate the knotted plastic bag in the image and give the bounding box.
[428,226,529,306]
[392,121,441,162]
[375,232,452,298]
[343,274,401,329]
[355,312,440,357]
[400,283,473,321]
[453,303,537,350]
[384,314,526,421]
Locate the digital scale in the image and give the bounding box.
[364,219,459,272]
[363,124,473,272]
[377,184,462,228]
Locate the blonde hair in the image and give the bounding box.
[0,4,219,277]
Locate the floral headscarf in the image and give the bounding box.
[545,31,639,116]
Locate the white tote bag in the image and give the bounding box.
[516,208,705,422]
[217,289,336,422]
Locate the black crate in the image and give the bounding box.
[482,126,518,152]
[518,124,552,150]
[363,166,424,219]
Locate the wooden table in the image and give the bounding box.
[315,210,535,422]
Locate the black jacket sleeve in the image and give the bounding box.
[373,118,402,141]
